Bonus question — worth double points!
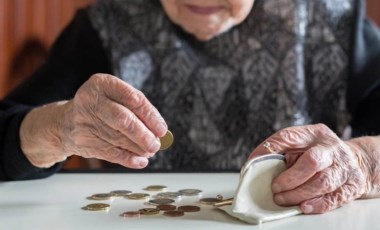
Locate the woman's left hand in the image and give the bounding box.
[248,124,377,214]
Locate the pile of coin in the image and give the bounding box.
[81,131,236,219]
[82,185,232,219]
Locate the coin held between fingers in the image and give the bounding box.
[159,130,174,151]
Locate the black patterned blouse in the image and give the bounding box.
[1,0,380,179]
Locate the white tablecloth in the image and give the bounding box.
[0,173,377,230]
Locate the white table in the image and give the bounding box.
[0,173,378,230]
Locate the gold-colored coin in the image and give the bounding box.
[214,198,234,207]
[148,198,175,205]
[126,193,150,200]
[159,130,174,150]
[88,193,112,200]
[199,198,221,205]
[178,205,200,212]
[178,189,202,196]
[139,208,160,215]
[83,203,110,211]
[145,185,167,192]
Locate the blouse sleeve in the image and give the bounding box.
[0,9,111,181]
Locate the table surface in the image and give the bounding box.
[0,172,379,230]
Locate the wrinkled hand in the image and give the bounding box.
[248,124,374,214]
[20,74,167,168]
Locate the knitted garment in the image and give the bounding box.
[88,0,354,171]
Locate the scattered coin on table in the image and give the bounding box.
[120,211,141,218]
[199,197,223,205]
[156,204,177,211]
[82,186,231,220]
[88,193,113,200]
[148,198,175,205]
[110,190,132,197]
[163,210,185,217]
[178,205,201,212]
[156,192,182,199]
[178,189,202,196]
[126,193,150,200]
[139,208,160,216]
[145,185,167,192]
[83,203,110,211]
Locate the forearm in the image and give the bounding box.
[20,100,72,168]
[347,136,380,198]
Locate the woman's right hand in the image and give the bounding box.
[20,74,168,169]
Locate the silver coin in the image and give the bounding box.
[110,190,132,197]
[88,193,113,200]
[148,198,175,205]
[156,192,182,199]
[178,189,202,196]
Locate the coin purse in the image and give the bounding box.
[217,154,301,224]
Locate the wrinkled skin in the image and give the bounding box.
[20,74,168,168]
[249,124,380,214]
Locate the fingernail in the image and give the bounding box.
[156,123,167,136]
[137,158,148,168]
[275,194,285,204]
[303,205,313,214]
[272,183,281,193]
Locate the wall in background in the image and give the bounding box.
[367,0,380,27]
[0,0,94,98]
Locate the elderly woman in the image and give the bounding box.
[1,0,380,214]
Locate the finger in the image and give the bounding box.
[104,148,149,169]
[272,145,334,193]
[83,138,149,169]
[284,152,302,168]
[300,183,359,214]
[94,74,167,137]
[248,124,334,159]
[97,98,161,153]
[89,120,154,158]
[274,166,346,205]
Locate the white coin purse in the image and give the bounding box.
[218,154,302,224]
